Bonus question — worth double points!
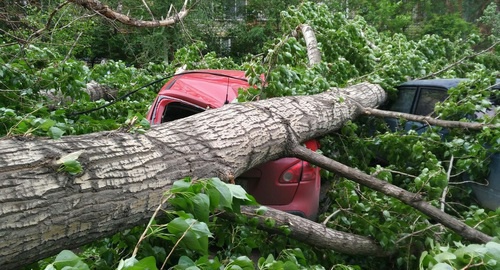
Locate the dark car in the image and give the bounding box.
[387,78,500,210]
[146,69,321,219]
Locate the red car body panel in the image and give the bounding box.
[146,69,320,219]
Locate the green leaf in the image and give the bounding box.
[43,264,56,270]
[62,160,83,175]
[433,252,456,262]
[191,193,210,223]
[167,217,191,234]
[208,178,233,209]
[167,218,211,254]
[121,256,157,270]
[229,256,254,269]
[117,257,138,270]
[52,250,88,270]
[171,178,192,192]
[176,256,196,268]
[39,119,56,131]
[206,187,221,211]
[227,184,250,200]
[169,196,193,212]
[49,126,65,139]
[283,261,300,270]
[486,242,500,261]
[431,263,453,270]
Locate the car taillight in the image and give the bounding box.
[279,162,302,183]
[301,162,316,181]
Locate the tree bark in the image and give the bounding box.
[231,206,391,257]
[0,83,386,269]
[297,24,322,66]
[41,80,118,106]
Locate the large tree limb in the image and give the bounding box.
[229,206,391,257]
[69,0,190,27]
[362,107,499,130]
[290,145,492,244]
[41,80,118,107]
[0,83,386,269]
[296,24,322,66]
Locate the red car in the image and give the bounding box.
[146,69,321,219]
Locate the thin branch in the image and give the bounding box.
[418,40,500,80]
[322,208,345,225]
[0,28,27,44]
[372,167,417,179]
[472,213,499,229]
[28,1,70,41]
[395,223,441,244]
[167,4,174,17]
[132,194,172,257]
[62,32,83,64]
[161,221,195,270]
[449,180,489,186]
[140,0,155,20]
[440,155,454,212]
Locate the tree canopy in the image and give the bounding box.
[1,1,499,269]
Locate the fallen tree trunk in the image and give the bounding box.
[0,83,386,269]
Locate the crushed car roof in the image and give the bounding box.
[157,70,250,108]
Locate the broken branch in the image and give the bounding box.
[68,0,190,27]
[290,145,492,243]
[363,107,499,130]
[222,206,391,257]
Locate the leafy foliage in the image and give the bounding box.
[419,238,500,269]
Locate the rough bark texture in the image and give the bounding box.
[42,80,118,106]
[290,145,493,244]
[233,206,391,257]
[0,83,386,269]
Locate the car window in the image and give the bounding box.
[390,87,417,113]
[414,88,448,116]
[161,102,204,123]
